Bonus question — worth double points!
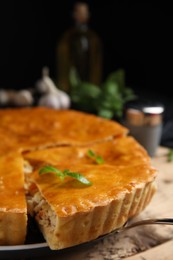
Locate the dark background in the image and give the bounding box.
[0,0,172,103]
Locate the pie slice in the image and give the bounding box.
[0,107,128,153]
[26,162,157,250]
[0,151,27,245]
[24,136,150,168]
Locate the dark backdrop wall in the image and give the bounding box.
[0,0,172,102]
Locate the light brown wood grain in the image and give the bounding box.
[125,239,173,260]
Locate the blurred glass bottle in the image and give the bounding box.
[56,2,102,93]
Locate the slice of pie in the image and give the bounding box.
[24,136,150,168]
[0,152,27,245]
[26,162,157,250]
[0,107,128,153]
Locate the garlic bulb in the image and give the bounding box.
[13,90,33,106]
[0,89,33,107]
[38,93,61,109]
[36,67,57,94]
[37,67,71,109]
[56,90,71,109]
[0,90,9,105]
[38,91,71,109]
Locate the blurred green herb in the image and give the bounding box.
[69,67,101,113]
[87,149,105,164]
[69,68,136,119]
[39,165,92,186]
[167,149,173,162]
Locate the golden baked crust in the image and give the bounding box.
[0,152,27,245]
[31,163,156,217]
[0,107,157,249]
[28,163,157,249]
[0,107,128,153]
[24,136,150,168]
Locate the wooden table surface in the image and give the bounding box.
[33,147,173,260]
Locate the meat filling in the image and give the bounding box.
[23,160,56,234]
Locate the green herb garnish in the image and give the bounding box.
[87,149,105,164]
[39,166,92,186]
[70,68,136,119]
[168,149,173,162]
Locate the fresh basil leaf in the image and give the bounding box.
[64,171,92,186]
[69,67,136,119]
[87,149,105,164]
[39,165,65,180]
[102,82,119,96]
[70,81,101,112]
[81,82,101,98]
[39,165,62,175]
[87,149,96,157]
[98,109,114,119]
[95,156,105,164]
[39,166,92,186]
[106,69,125,91]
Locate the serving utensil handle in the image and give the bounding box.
[119,218,173,232]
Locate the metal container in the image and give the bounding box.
[124,104,164,157]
